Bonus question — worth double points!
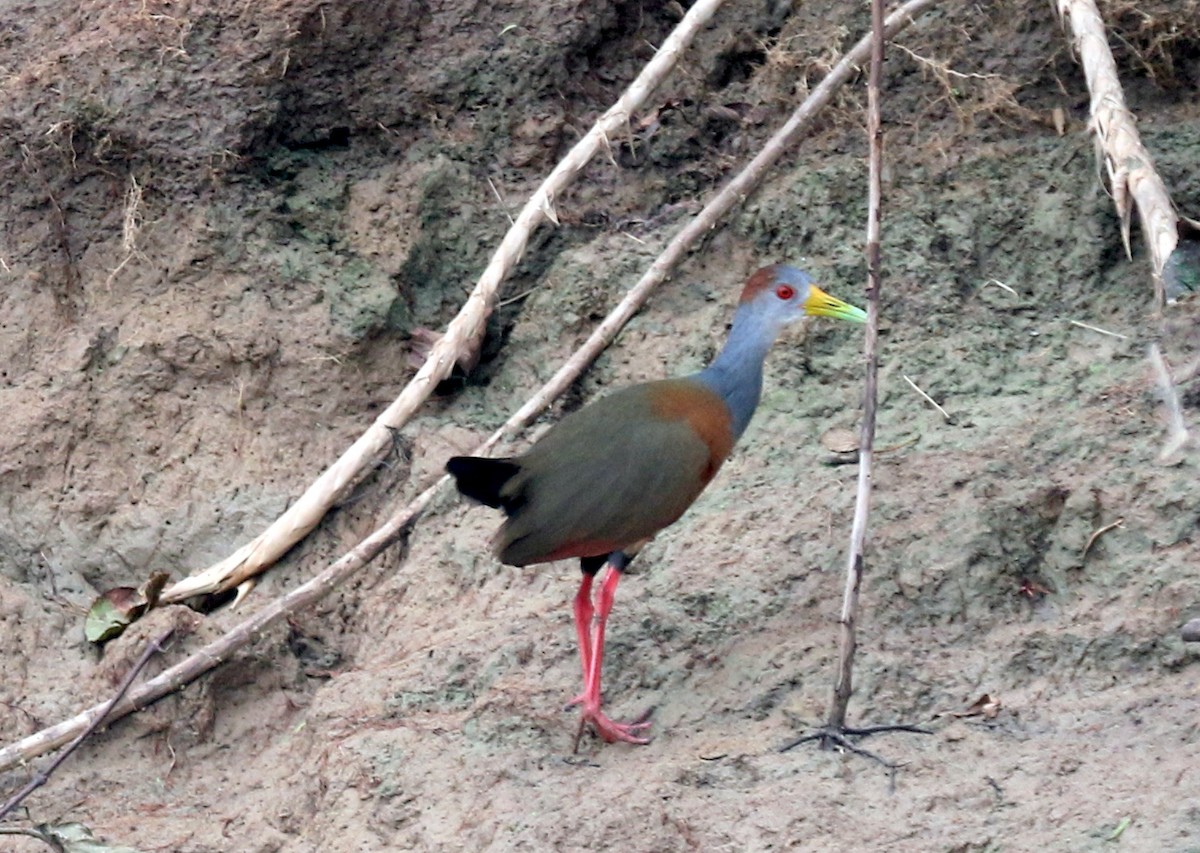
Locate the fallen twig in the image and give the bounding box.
[1148,343,1191,461]
[982,278,1018,296]
[903,374,954,423]
[1082,517,1123,559]
[1068,319,1127,340]
[0,629,173,820]
[156,0,730,606]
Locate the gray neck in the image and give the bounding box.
[692,302,780,440]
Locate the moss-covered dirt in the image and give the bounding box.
[2,0,1199,850]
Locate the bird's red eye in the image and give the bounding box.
[775,285,796,301]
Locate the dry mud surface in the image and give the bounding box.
[2,0,1199,851]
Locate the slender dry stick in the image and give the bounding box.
[158,0,729,605]
[903,374,953,422]
[826,0,887,734]
[1081,516,1123,560]
[0,629,173,820]
[1148,343,1191,460]
[1068,319,1127,339]
[0,0,943,775]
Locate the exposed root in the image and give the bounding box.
[780,723,933,773]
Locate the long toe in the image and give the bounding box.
[580,707,653,745]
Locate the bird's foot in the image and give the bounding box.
[569,701,653,750]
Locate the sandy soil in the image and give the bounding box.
[2,0,1199,850]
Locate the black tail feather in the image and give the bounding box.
[446,456,522,511]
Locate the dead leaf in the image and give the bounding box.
[84,571,170,644]
[37,821,144,853]
[820,427,860,454]
[406,326,442,369]
[1018,578,1052,600]
[956,693,1002,719]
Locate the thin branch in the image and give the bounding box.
[0,0,942,775]
[982,278,1018,296]
[486,176,516,226]
[827,0,887,734]
[157,0,730,605]
[0,628,173,820]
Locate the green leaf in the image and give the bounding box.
[38,821,145,853]
[84,588,140,643]
[83,571,171,644]
[1106,816,1132,842]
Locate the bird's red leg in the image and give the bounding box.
[572,564,652,747]
[570,573,595,697]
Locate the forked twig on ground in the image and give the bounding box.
[781,723,932,770]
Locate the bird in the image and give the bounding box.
[446,264,866,746]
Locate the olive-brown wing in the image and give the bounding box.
[496,380,733,566]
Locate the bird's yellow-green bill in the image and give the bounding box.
[804,285,868,323]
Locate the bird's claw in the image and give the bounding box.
[571,704,654,750]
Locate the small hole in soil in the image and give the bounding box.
[708,44,768,89]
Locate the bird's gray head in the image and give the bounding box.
[738,264,867,326]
